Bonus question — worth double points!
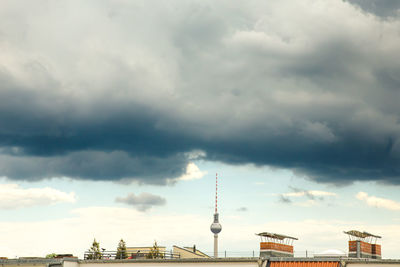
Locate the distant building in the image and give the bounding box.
[314,249,347,258]
[172,246,210,259]
[125,247,166,259]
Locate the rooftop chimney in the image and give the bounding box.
[256,232,298,258]
[344,230,382,259]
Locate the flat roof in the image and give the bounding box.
[2,257,400,265]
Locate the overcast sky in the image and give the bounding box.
[1,0,400,259]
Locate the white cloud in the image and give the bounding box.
[174,162,207,181]
[356,191,400,211]
[0,207,210,258]
[185,150,207,160]
[277,189,337,207]
[0,206,398,258]
[0,184,76,209]
[283,190,337,197]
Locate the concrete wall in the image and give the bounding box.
[0,264,47,267]
[65,260,80,267]
[77,259,259,267]
[0,259,61,267]
[347,264,400,267]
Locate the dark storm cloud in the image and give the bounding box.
[116,193,166,211]
[1,0,400,185]
[347,0,400,18]
[0,151,189,184]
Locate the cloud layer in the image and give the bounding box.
[1,0,400,184]
[0,184,76,209]
[348,0,400,17]
[0,206,399,258]
[278,187,337,206]
[356,192,400,211]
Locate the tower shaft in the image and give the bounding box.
[214,234,218,258]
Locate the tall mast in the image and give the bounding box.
[210,173,222,258]
[215,173,218,213]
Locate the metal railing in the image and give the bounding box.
[203,250,330,258]
[84,249,347,260]
[84,250,259,260]
[84,250,180,260]
[203,251,259,258]
[294,251,316,258]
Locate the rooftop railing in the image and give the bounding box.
[83,250,180,260]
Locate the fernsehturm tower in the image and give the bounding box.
[210,173,222,258]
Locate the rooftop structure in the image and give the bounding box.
[344,230,381,241]
[256,232,298,258]
[344,230,382,259]
[172,246,210,259]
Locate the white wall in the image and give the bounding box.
[78,260,259,267]
[347,264,400,267]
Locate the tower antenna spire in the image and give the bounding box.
[215,173,218,213]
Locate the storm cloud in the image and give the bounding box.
[348,0,400,18]
[1,0,400,185]
[116,192,166,211]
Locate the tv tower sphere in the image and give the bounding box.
[210,213,222,234]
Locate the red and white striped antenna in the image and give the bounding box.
[211,172,222,258]
[215,173,218,213]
